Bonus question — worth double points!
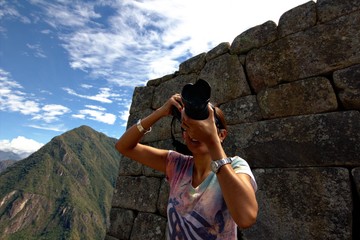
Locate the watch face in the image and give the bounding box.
[211,161,218,172]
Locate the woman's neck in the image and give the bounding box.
[192,154,212,188]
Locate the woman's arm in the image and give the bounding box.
[115,94,183,173]
[206,137,258,229]
[204,134,258,229]
[216,165,258,229]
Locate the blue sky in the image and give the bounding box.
[0,0,311,157]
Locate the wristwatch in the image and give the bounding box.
[211,157,233,173]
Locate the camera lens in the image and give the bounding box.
[181,79,211,120]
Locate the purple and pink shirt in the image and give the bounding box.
[166,150,257,239]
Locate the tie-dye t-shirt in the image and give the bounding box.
[165,150,257,240]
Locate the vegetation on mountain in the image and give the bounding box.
[0,125,120,240]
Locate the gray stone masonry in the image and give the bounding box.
[106,0,360,239]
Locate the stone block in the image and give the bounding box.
[147,73,176,87]
[178,52,206,74]
[112,176,161,212]
[107,208,135,240]
[144,116,173,143]
[317,0,360,23]
[246,10,360,92]
[278,1,316,37]
[157,178,170,217]
[238,55,246,65]
[117,139,175,177]
[206,42,230,61]
[352,167,360,199]
[333,64,360,110]
[257,77,338,119]
[142,165,164,178]
[224,111,360,168]
[117,155,142,176]
[243,167,352,240]
[104,235,119,240]
[129,86,154,114]
[130,212,167,240]
[199,53,251,105]
[219,95,262,124]
[230,21,278,55]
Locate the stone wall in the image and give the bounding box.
[106,0,360,239]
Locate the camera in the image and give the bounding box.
[172,79,211,120]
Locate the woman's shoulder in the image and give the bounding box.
[167,150,193,166]
[168,150,192,160]
[230,156,255,177]
[166,151,193,182]
[230,156,250,167]
[230,156,258,191]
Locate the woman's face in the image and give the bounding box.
[180,106,227,155]
[182,130,209,155]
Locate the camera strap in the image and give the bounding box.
[171,116,192,156]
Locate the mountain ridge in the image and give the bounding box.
[0,125,120,240]
[0,151,23,161]
[0,160,17,173]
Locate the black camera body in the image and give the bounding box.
[172,79,211,121]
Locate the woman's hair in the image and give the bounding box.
[213,106,227,131]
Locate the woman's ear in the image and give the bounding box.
[218,129,227,142]
[182,130,186,140]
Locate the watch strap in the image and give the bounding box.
[212,157,233,173]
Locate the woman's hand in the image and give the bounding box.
[158,94,183,117]
[181,104,219,145]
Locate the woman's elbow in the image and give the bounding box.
[237,214,257,229]
[115,140,126,154]
[115,139,137,157]
[236,205,258,229]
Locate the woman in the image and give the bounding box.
[115,93,258,239]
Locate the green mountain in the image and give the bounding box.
[0,125,120,240]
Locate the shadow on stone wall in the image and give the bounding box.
[106,0,360,239]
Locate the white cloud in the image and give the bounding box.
[85,105,106,111]
[26,43,47,58]
[62,85,131,126]
[41,29,51,34]
[0,136,44,158]
[0,69,41,115]
[80,84,93,89]
[39,89,53,95]
[72,105,116,125]
[0,1,31,24]
[34,0,101,28]
[0,68,70,123]
[32,104,71,123]
[27,124,67,132]
[72,114,85,119]
[63,87,120,103]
